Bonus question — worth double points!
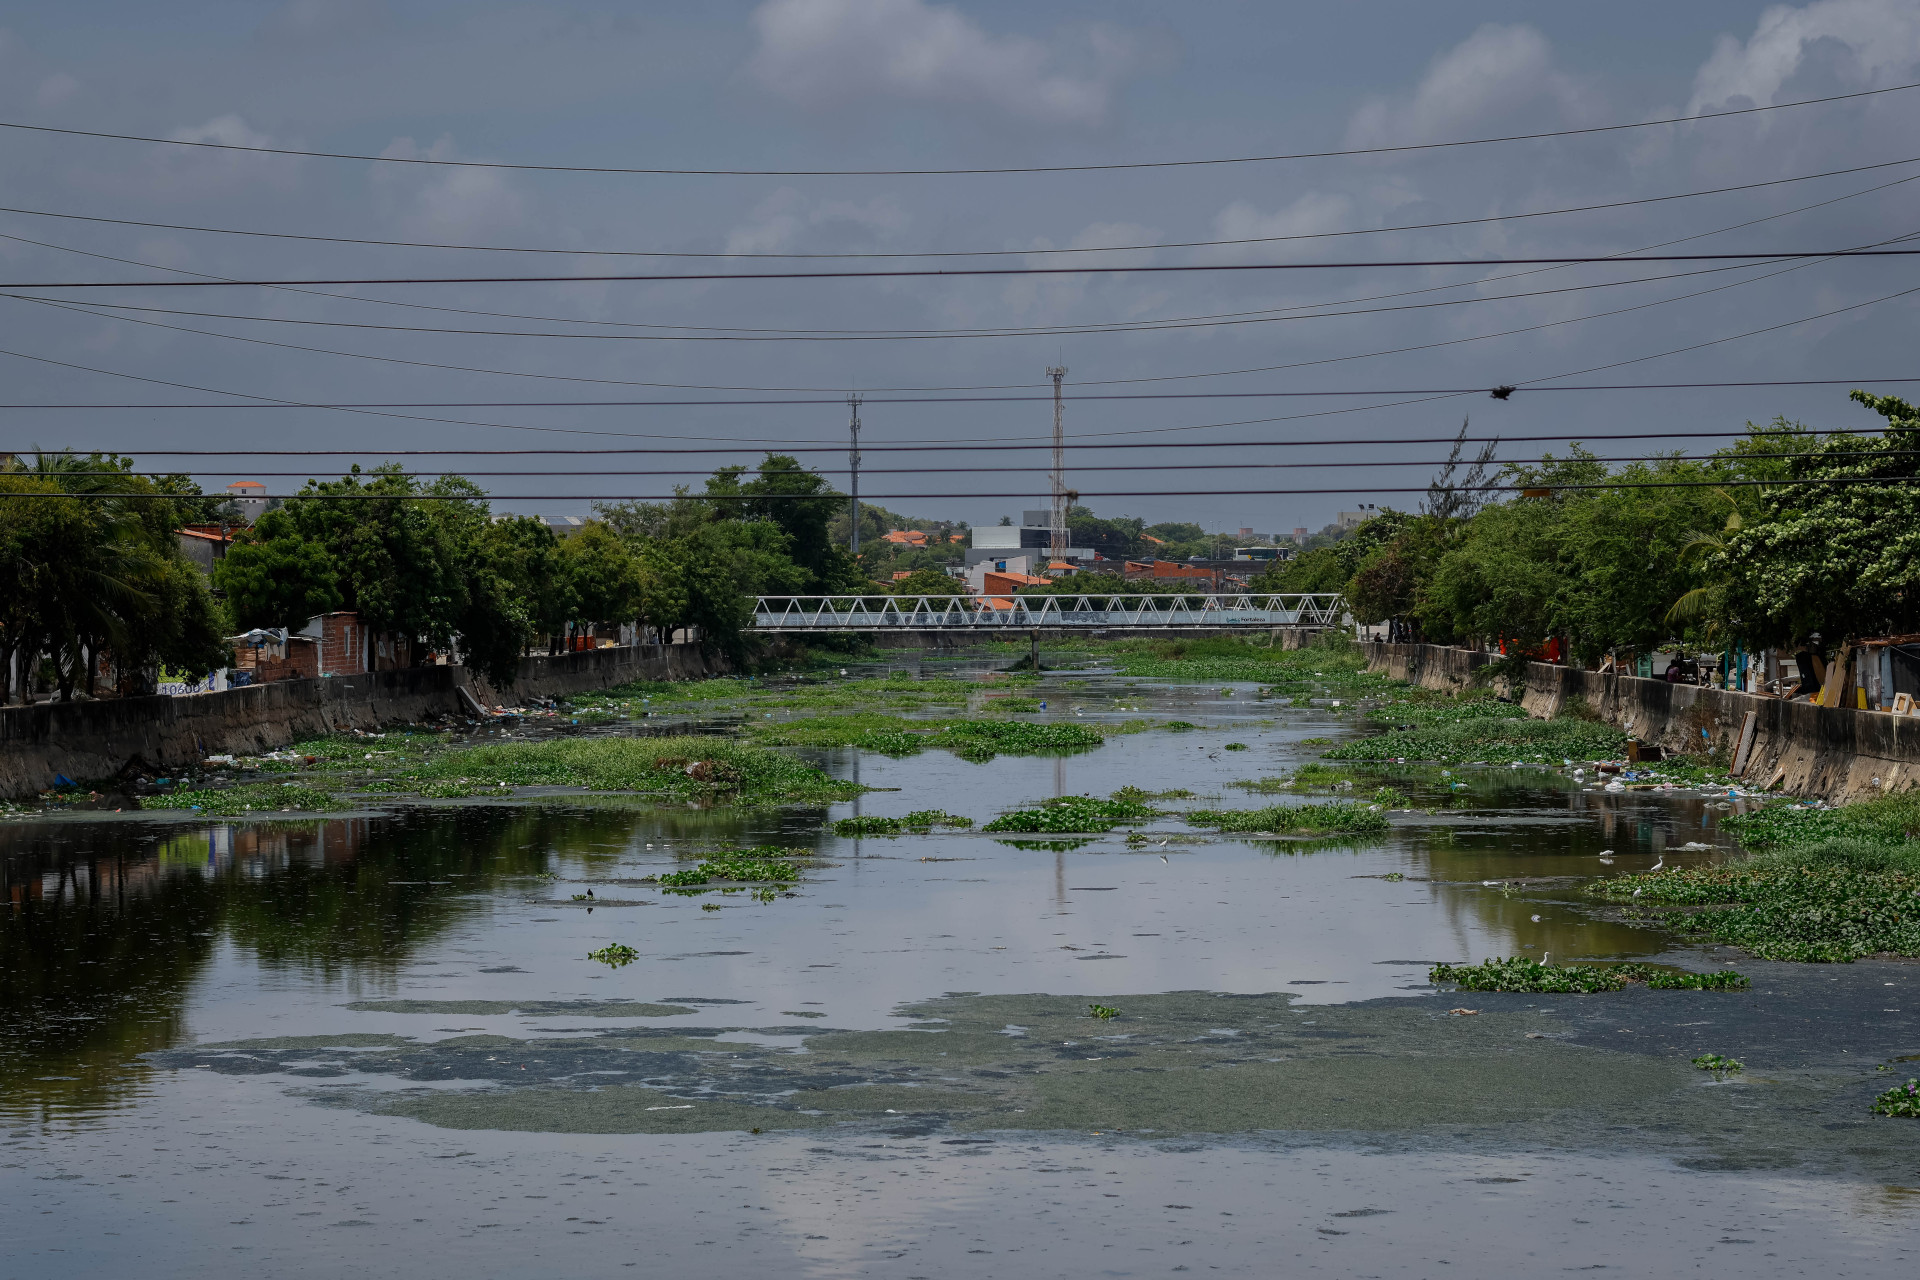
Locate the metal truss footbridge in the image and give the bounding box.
[751,593,1347,633]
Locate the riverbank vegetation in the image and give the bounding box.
[1595,791,1920,961]
[1324,708,1626,765]
[2,452,228,703]
[1256,392,1920,655]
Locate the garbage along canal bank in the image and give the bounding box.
[5,644,1919,1279]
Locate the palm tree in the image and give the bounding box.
[1664,488,1743,642]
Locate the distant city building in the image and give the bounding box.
[225,480,269,522]
[1334,505,1380,530]
[967,515,1093,567]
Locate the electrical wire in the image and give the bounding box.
[0,242,1873,403]
[8,477,1916,501]
[48,449,1920,480]
[8,258,1801,342]
[2,378,1917,412]
[7,155,1918,260]
[7,248,1920,289]
[4,161,1910,391]
[9,427,1889,456]
[2,81,1912,176]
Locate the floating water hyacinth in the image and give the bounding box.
[1872,1078,1920,1117]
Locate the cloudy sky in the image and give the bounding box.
[2,0,1918,532]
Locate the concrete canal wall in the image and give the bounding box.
[1364,642,1920,804]
[0,643,721,799]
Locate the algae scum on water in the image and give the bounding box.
[151,987,1915,1172]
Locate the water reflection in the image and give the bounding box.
[3,669,1760,1124]
[0,805,828,1117]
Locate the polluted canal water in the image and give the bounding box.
[4,651,1919,1278]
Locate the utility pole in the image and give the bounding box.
[1046,365,1068,559]
[847,393,863,557]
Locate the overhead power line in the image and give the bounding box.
[7,427,1892,458]
[9,477,1917,501]
[3,163,1907,396]
[2,378,1917,411]
[9,249,1920,290]
[0,258,1796,341]
[6,155,1918,260]
[2,82,1912,177]
[53,450,1920,480]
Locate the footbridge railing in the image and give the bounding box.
[751,593,1347,632]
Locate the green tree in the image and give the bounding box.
[282,466,475,663]
[563,523,644,627]
[889,568,967,596]
[474,516,573,656]
[1065,506,1145,560]
[1717,394,1920,645]
[214,509,343,631]
[4,453,228,699]
[706,455,858,592]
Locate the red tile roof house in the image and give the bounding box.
[175,525,235,574]
[976,570,1050,610]
[225,479,270,521]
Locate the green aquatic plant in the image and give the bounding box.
[1088,1003,1120,1021]
[751,713,1107,761]
[1429,957,1750,993]
[400,735,860,804]
[833,815,906,837]
[994,837,1096,851]
[1366,694,1527,728]
[143,782,347,815]
[1372,786,1410,806]
[1871,1079,1920,1117]
[983,794,1157,833]
[1097,634,1380,685]
[1113,785,1193,801]
[1223,742,1249,751]
[1724,793,1920,871]
[1692,1053,1744,1075]
[902,810,973,829]
[1592,864,1920,961]
[939,720,1108,760]
[651,847,808,886]
[834,810,971,836]
[1165,721,1197,732]
[587,944,638,968]
[1185,801,1389,837]
[1325,715,1626,766]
